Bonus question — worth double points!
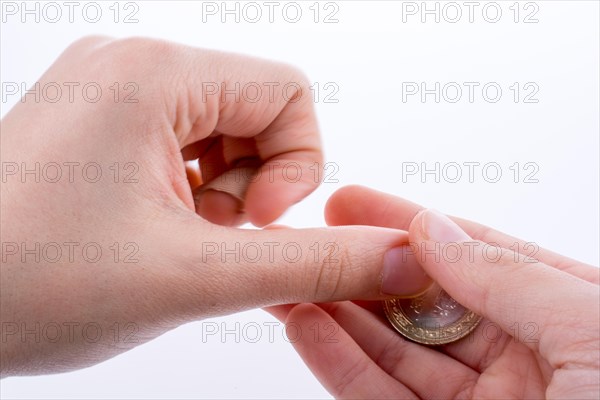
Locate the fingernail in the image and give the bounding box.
[382,245,432,296]
[422,209,470,243]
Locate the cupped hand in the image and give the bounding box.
[0,39,419,376]
[269,186,599,399]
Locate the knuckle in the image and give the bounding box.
[287,66,311,88]
[468,223,496,244]
[288,67,311,100]
[270,62,311,101]
[107,37,180,60]
[79,37,181,83]
[63,35,113,54]
[55,35,113,73]
[269,60,310,86]
[332,358,370,398]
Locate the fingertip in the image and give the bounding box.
[285,304,333,344]
[245,177,316,227]
[381,245,433,297]
[263,304,296,321]
[324,185,369,226]
[416,209,471,243]
[408,209,428,243]
[286,303,325,325]
[195,190,247,227]
[327,185,367,204]
[185,162,202,189]
[246,204,280,228]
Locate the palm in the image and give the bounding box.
[467,332,550,398]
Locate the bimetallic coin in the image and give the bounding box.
[383,284,482,345]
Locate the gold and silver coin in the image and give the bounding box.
[383,284,482,345]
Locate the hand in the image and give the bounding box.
[0,38,416,377]
[269,186,600,399]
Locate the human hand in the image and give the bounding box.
[269,186,600,399]
[0,38,420,376]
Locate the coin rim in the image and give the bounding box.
[383,298,483,345]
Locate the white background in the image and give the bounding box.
[1,0,599,398]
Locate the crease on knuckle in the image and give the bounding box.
[310,241,351,302]
[550,329,600,370]
[333,358,370,398]
[452,377,477,400]
[467,223,497,245]
[94,37,181,83]
[373,334,409,372]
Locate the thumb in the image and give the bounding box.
[408,209,598,364]
[165,217,431,318]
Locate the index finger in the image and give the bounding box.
[96,38,323,226]
[325,185,599,284]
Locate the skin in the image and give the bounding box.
[1,37,429,377]
[2,38,598,399]
[269,186,600,399]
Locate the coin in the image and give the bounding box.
[383,284,482,345]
